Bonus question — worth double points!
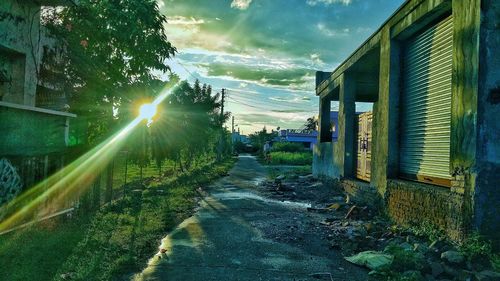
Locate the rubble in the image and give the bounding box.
[258,168,500,281]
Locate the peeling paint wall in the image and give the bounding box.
[0,0,42,106]
[474,0,500,245]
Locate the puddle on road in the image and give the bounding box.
[211,190,311,209]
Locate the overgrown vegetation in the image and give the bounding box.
[0,158,235,281]
[271,142,305,153]
[269,151,312,165]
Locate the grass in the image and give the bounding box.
[0,157,235,281]
[269,151,312,166]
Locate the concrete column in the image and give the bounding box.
[318,96,331,143]
[371,27,400,196]
[338,73,356,178]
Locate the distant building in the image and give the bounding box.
[279,112,339,150]
[0,0,79,194]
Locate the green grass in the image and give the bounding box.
[0,217,89,281]
[269,151,312,165]
[0,158,236,281]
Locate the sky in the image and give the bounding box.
[158,0,405,134]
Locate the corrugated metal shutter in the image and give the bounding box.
[400,15,453,186]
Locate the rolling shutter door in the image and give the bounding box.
[400,15,453,187]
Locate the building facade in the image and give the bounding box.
[280,112,339,150]
[0,0,78,197]
[314,0,500,243]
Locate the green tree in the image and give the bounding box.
[150,80,227,172]
[42,0,176,144]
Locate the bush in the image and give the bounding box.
[269,151,312,165]
[271,142,305,153]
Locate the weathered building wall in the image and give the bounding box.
[0,0,43,106]
[387,180,466,241]
[474,0,500,245]
[313,142,336,178]
[315,0,499,243]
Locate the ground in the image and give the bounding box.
[129,155,368,281]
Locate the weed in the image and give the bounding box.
[407,221,446,242]
[269,151,312,165]
[271,142,305,153]
[459,232,492,261]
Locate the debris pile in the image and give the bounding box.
[260,172,500,281]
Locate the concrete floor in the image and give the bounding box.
[131,155,367,281]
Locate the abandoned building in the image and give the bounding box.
[0,0,78,204]
[313,0,500,243]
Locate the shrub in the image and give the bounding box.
[271,142,305,153]
[269,151,312,165]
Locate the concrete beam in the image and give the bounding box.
[337,73,356,178]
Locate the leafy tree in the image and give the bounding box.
[303,116,318,131]
[149,80,228,172]
[42,0,176,144]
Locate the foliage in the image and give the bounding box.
[0,158,235,281]
[271,142,305,153]
[384,243,425,272]
[491,253,500,271]
[269,151,312,165]
[303,116,318,131]
[407,221,446,242]
[146,79,229,171]
[248,127,277,153]
[42,0,176,144]
[458,232,492,261]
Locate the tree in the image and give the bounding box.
[303,116,318,131]
[42,0,176,144]
[149,80,228,172]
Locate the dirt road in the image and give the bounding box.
[131,155,368,281]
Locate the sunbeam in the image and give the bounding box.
[0,82,180,234]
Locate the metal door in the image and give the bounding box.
[400,15,453,187]
[356,111,372,182]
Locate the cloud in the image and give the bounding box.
[231,0,252,10]
[201,63,314,87]
[316,23,350,37]
[167,16,206,25]
[306,0,352,6]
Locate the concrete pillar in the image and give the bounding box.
[371,27,400,196]
[318,96,331,143]
[338,73,356,178]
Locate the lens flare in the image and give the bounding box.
[139,103,157,120]
[0,82,179,234]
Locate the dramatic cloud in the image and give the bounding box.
[306,0,352,6]
[231,0,252,10]
[201,63,314,87]
[161,0,405,133]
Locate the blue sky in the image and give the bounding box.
[158,0,405,134]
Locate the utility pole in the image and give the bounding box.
[232,116,235,134]
[217,89,226,162]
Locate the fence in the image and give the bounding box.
[0,150,174,234]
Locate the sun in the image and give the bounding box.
[139,103,157,121]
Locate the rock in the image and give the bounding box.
[441,250,465,264]
[430,261,444,277]
[399,242,414,251]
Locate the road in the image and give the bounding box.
[131,155,367,281]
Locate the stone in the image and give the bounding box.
[430,261,444,277]
[441,250,465,264]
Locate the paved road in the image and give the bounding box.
[131,155,367,281]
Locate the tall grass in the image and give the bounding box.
[269,151,312,165]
